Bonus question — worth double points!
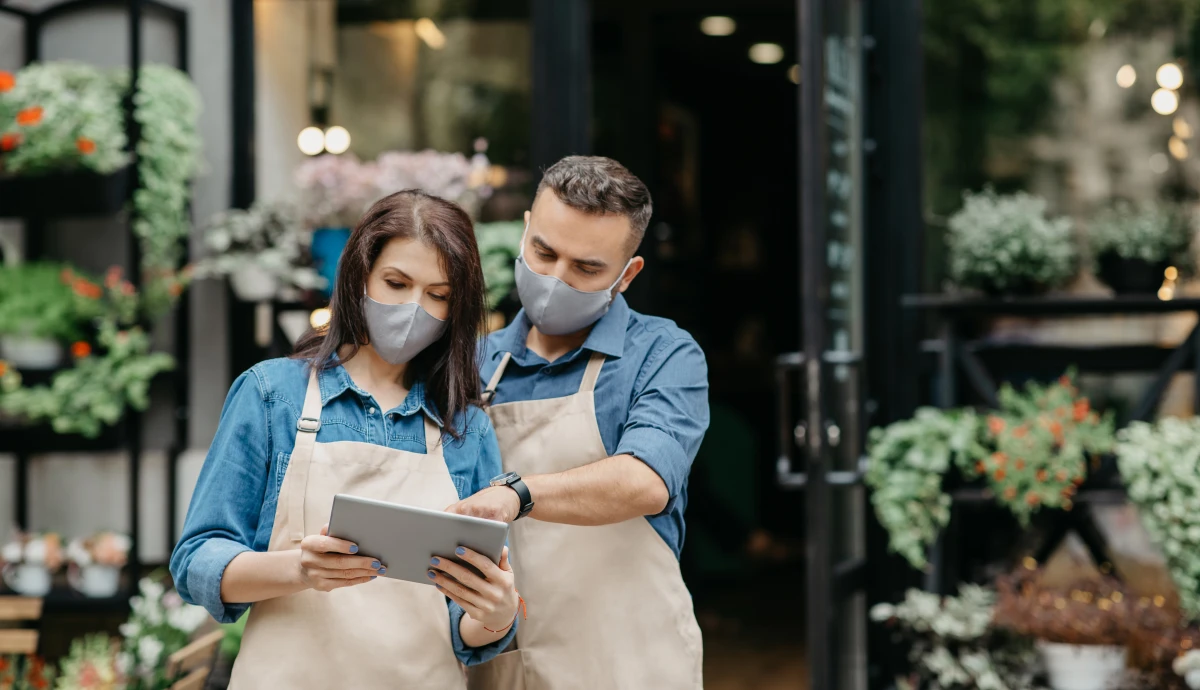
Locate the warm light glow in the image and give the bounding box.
[1150,152,1170,173]
[324,126,351,155]
[1166,266,1180,281]
[415,18,446,49]
[1152,88,1180,115]
[1175,117,1193,139]
[298,127,324,156]
[1023,557,1037,570]
[486,165,509,188]
[699,16,736,36]
[1159,285,1175,301]
[1116,64,1137,88]
[1157,62,1184,90]
[310,308,332,329]
[1170,136,1189,160]
[749,43,785,65]
[1089,19,1107,38]
[788,64,800,85]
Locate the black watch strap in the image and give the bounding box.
[504,477,534,520]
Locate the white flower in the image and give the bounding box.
[868,603,895,621]
[138,577,165,602]
[1188,669,1200,690]
[1,541,23,563]
[116,651,134,677]
[120,621,142,638]
[23,538,46,565]
[167,604,210,633]
[66,539,93,566]
[137,635,164,667]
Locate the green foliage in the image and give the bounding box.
[1088,200,1196,267]
[0,263,104,340]
[1,319,174,437]
[0,61,127,175]
[0,652,55,689]
[475,220,523,309]
[1118,417,1200,621]
[219,615,247,660]
[947,188,1077,294]
[866,408,986,569]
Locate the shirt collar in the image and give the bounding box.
[317,362,444,427]
[493,294,629,364]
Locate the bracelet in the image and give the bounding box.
[482,594,527,633]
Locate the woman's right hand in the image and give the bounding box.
[298,525,385,592]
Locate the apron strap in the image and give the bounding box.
[422,414,444,456]
[287,370,323,542]
[482,352,513,405]
[580,352,606,393]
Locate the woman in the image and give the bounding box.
[171,191,521,688]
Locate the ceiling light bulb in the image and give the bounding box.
[324,126,351,155]
[1152,88,1180,115]
[310,308,332,329]
[1116,65,1137,88]
[749,43,784,65]
[1157,63,1184,90]
[699,16,736,37]
[298,126,324,156]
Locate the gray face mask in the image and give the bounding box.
[362,294,448,365]
[514,223,633,336]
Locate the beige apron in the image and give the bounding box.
[469,352,704,690]
[229,372,467,689]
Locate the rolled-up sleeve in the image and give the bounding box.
[170,370,270,624]
[447,409,519,664]
[615,337,710,516]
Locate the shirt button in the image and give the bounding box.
[367,407,376,415]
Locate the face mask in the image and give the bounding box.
[362,294,448,365]
[514,223,633,336]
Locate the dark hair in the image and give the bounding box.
[536,155,653,254]
[293,190,487,439]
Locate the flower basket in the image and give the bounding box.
[0,165,130,218]
[1095,253,1171,295]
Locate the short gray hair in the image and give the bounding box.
[536,156,653,253]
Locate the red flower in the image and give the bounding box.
[0,132,19,151]
[1015,458,1026,471]
[988,416,1006,434]
[0,70,14,92]
[1004,487,1017,500]
[1049,421,1064,442]
[72,279,102,299]
[975,461,987,474]
[168,282,183,297]
[105,266,123,288]
[71,341,91,359]
[1026,493,1041,506]
[1073,399,1091,422]
[15,106,43,126]
[994,469,1007,481]
[0,657,9,671]
[991,452,1008,467]
[0,361,7,377]
[77,137,96,154]
[121,281,135,296]
[1036,469,1048,482]
[1056,469,1068,482]
[60,268,74,284]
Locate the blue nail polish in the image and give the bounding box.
[349,545,359,554]
[455,547,466,556]
[371,560,381,569]
[430,557,440,566]
[435,584,443,590]
[378,568,387,575]
[371,576,377,580]
[427,570,436,579]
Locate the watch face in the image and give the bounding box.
[490,471,518,487]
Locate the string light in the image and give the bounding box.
[1157,63,1184,90]
[788,64,800,85]
[1170,136,1189,160]
[297,127,324,156]
[310,308,332,329]
[1116,64,1137,88]
[749,43,784,65]
[1152,88,1180,115]
[323,126,351,155]
[699,16,736,36]
[1175,117,1194,140]
[1166,266,1179,281]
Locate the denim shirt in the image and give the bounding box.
[170,357,516,666]
[482,294,709,559]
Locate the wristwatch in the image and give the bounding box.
[490,472,534,520]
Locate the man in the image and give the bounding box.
[449,156,708,689]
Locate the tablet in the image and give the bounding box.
[327,494,509,586]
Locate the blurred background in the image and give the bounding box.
[3,0,1200,689]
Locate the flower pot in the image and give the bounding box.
[2,563,52,597]
[1096,253,1172,294]
[69,564,122,598]
[229,269,279,302]
[0,334,63,369]
[0,166,131,219]
[1038,641,1126,690]
[311,227,351,298]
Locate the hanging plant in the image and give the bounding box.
[0,263,107,342]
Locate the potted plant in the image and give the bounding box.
[1117,417,1200,621]
[0,652,55,689]
[946,188,1077,296]
[56,634,123,689]
[65,531,130,598]
[475,220,524,328]
[117,574,214,689]
[1087,201,1195,294]
[0,530,63,597]
[870,583,1038,689]
[0,263,105,369]
[993,567,1170,690]
[195,200,325,302]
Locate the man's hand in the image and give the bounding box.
[446,486,521,523]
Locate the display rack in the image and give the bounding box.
[0,0,190,613]
[904,294,1200,594]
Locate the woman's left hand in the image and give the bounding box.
[428,546,519,632]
